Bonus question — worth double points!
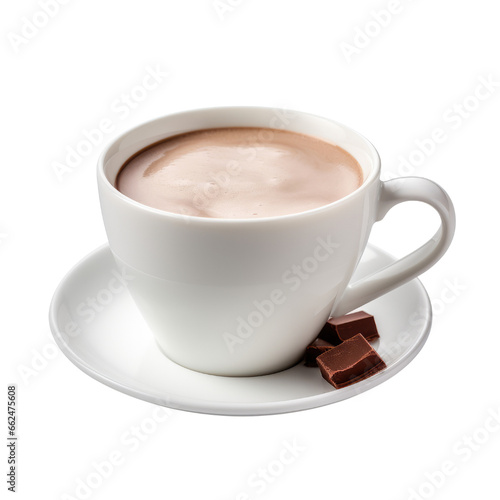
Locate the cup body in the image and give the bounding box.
[97,107,381,376]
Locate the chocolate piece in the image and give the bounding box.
[319,311,379,345]
[304,338,335,367]
[316,334,386,389]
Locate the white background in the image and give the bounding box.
[2,0,499,499]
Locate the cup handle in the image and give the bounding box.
[333,177,456,316]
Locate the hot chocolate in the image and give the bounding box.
[116,127,363,219]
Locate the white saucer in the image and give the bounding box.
[49,244,432,416]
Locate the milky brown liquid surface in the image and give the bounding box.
[116,127,363,219]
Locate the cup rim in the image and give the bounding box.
[97,106,381,224]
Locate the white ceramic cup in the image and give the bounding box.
[97,107,455,376]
